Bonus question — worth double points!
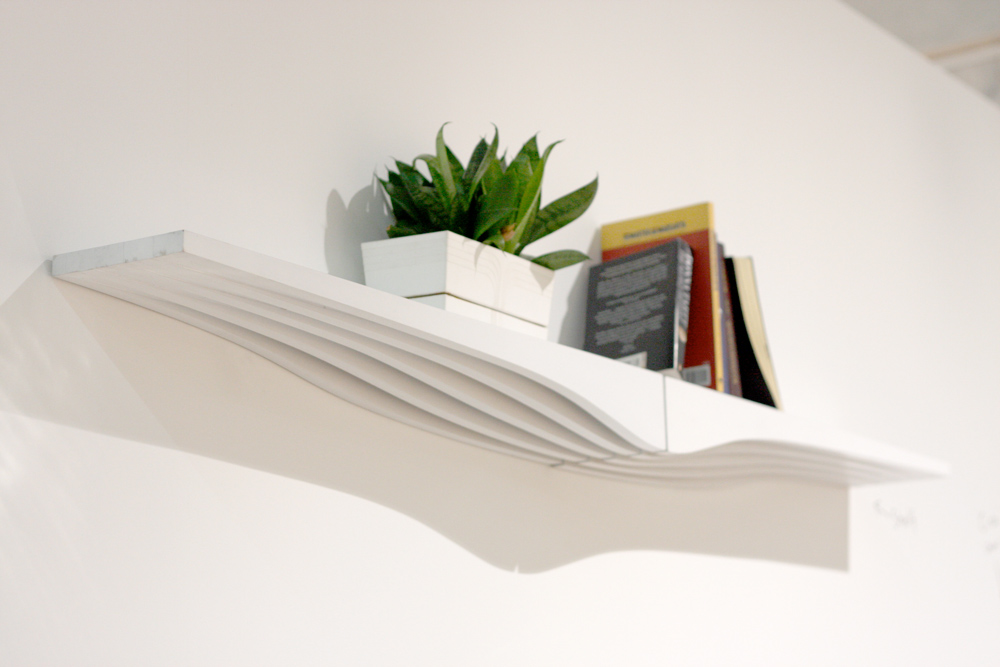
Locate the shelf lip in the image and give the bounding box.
[52,230,949,487]
[662,377,950,481]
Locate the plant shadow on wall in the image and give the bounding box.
[323,180,391,284]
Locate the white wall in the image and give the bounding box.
[2,1,1000,664]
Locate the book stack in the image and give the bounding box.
[584,239,694,379]
[584,202,782,409]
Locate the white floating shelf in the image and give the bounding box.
[52,231,948,487]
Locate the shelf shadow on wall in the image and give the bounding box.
[4,267,849,573]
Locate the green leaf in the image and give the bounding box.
[479,155,505,193]
[412,154,437,181]
[445,145,466,187]
[530,249,590,270]
[400,163,449,229]
[507,149,533,185]
[464,139,488,185]
[387,224,421,238]
[379,171,425,227]
[517,135,540,165]
[416,157,456,226]
[386,212,439,237]
[518,141,558,222]
[464,128,499,206]
[481,231,506,249]
[384,164,430,226]
[525,175,598,246]
[505,141,559,253]
[445,145,467,222]
[474,169,518,239]
[434,124,457,201]
[394,159,429,186]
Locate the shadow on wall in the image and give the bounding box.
[324,182,393,284]
[0,264,175,448]
[1,266,850,573]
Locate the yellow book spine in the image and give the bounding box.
[601,202,714,252]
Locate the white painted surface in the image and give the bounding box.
[2,0,1000,664]
[410,293,549,338]
[0,157,42,305]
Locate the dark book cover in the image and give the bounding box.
[724,256,780,408]
[584,239,694,375]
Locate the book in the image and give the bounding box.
[718,243,742,397]
[724,256,782,409]
[584,239,694,377]
[601,202,724,390]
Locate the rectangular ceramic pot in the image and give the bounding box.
[361,231,555,337]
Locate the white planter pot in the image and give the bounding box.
[361,231,555,338]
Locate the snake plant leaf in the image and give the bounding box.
[393,159,429,188]
[411,137,468,233]
[445,143,463,169]
[464,129,499,206]
[380,171,425,227]
[386,162,434,227]
[504,197,540,255]
[530,249,589,270]
[416,157,455,223]
[386,222,423,238]
[445,145,465,192]
[481,230,506,250]
[445,146,468,227]
[474,168,519,239]
[385,193,440,235]
[518,134,540,166]
[415,154,443,185]
[519,140,558,221]
[434,124,457,201]
[399,163,449,228]
[414,153,456,224]
[524,175,598,246]
[413,153,438,180]
[479,154,505,194]
[507,148,534,185]
[465,138,487,179]
[505,140,558,253]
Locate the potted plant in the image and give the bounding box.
[362,124,598,337]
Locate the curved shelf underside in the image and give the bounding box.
[52,231,949,487]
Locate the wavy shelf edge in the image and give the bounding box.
[51,230,949,487]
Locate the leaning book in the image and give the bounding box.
[725,256,782,409]
[584,239,694,377]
